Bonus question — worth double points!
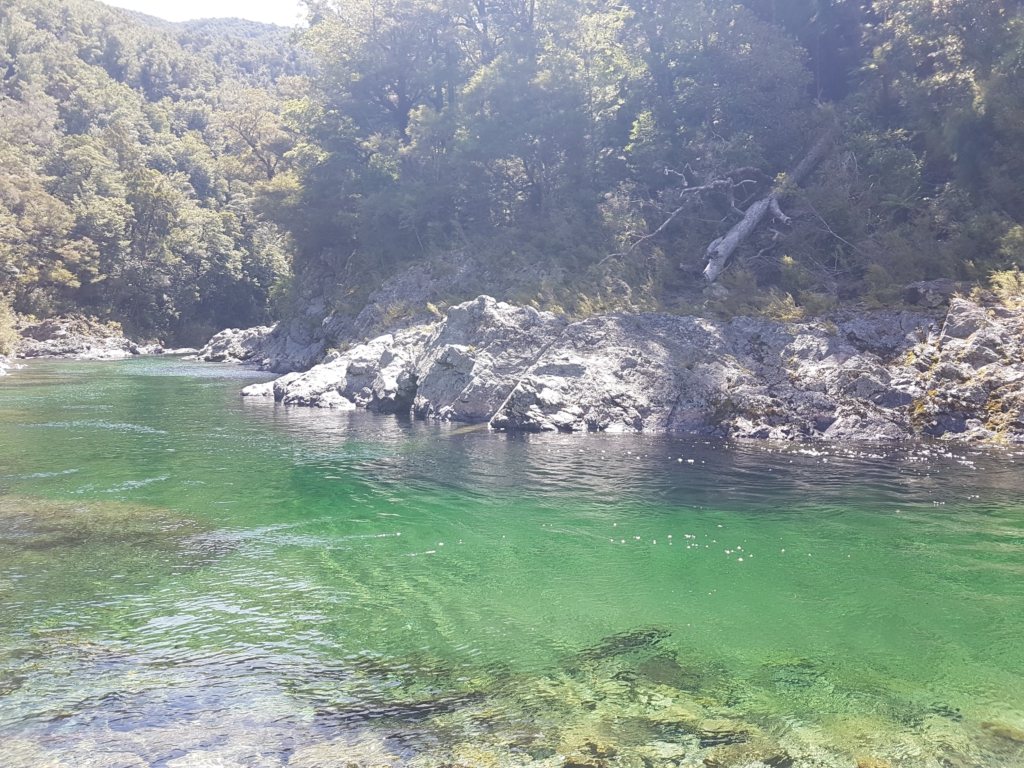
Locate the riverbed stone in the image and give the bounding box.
[165,750,251,767]
[287,735,400,768]
[854,759,893,768]
[702,737,793,767]
[981,721,1024,743]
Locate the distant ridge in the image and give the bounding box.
[121,10,294,33]
[119,8,298,31]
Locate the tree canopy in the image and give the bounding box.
[6,0,1024,340]
[265,0,1024,318]
[0,0,303,343]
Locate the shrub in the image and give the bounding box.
[0,297,18,356]
[990,268,1024,303]
[764,292,805,321]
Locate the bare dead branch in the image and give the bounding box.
[616,122,834,274]
[702,121,839,281]
[768,195,791,225]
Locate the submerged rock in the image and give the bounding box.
[240,294,1024,443]
[696,718,758,748]
[288,735,400,768]
[855,759,893,768]
[574,628,673,663]
[981,721,1024,743]
[703,737,793,767]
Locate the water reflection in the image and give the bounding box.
[1,360,1024,767]
[243,398,1024,517]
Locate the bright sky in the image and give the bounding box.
[102,0,306,27]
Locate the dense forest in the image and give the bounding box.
[0,0,304,344]
[271,0,1024,319]
[4,0,1024,344]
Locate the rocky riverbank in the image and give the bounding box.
[188,253,570,372]
[237,294,1024,443]
[10,316,190,362]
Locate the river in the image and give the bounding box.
[1,358,1023,767]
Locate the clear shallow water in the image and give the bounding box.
[1,359,1023,767]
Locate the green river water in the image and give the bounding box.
[1,358,1023,767]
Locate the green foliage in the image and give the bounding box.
[10,0,1024,333]
[991,268,1024,302]
[0,0,297,343]
[999,226,1024,267]
[0,296,17,356]
[266,0,1024,319]
[264,0,821,315]
[863,265,901,308]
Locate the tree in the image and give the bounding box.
[0,0,296,342]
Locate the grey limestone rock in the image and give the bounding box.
[194,297,335,372]
[192,325,276,364]
[243,293,1024,443]
[411,296,569,422]
[903,278,959,308]
[242,297,567,421]
[14,315,163,361]
[195,252,570,373]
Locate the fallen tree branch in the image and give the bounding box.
[610,173,765,260]
[702,125,836,282]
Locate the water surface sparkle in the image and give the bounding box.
[1,358,1023,767]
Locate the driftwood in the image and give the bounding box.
[608,122,836,276]
[702,128,835,282]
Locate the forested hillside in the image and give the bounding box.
[262,0,1024,319]
[4,0,1024,346]
[0,0,303,344]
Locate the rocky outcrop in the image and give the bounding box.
[191,325,277,364]
[243,297,568,420]
[191,293,341,372]
[195,253,616,372]
[906,298,1024,440]
[14,316,163,360]
[411,297,568,421]
[242,294,1024,442]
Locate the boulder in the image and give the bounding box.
[192,325,275,364]
[242,294,1024,443]
[411,296,568,422]
[902,279,959,308]
[941,298,989,341]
